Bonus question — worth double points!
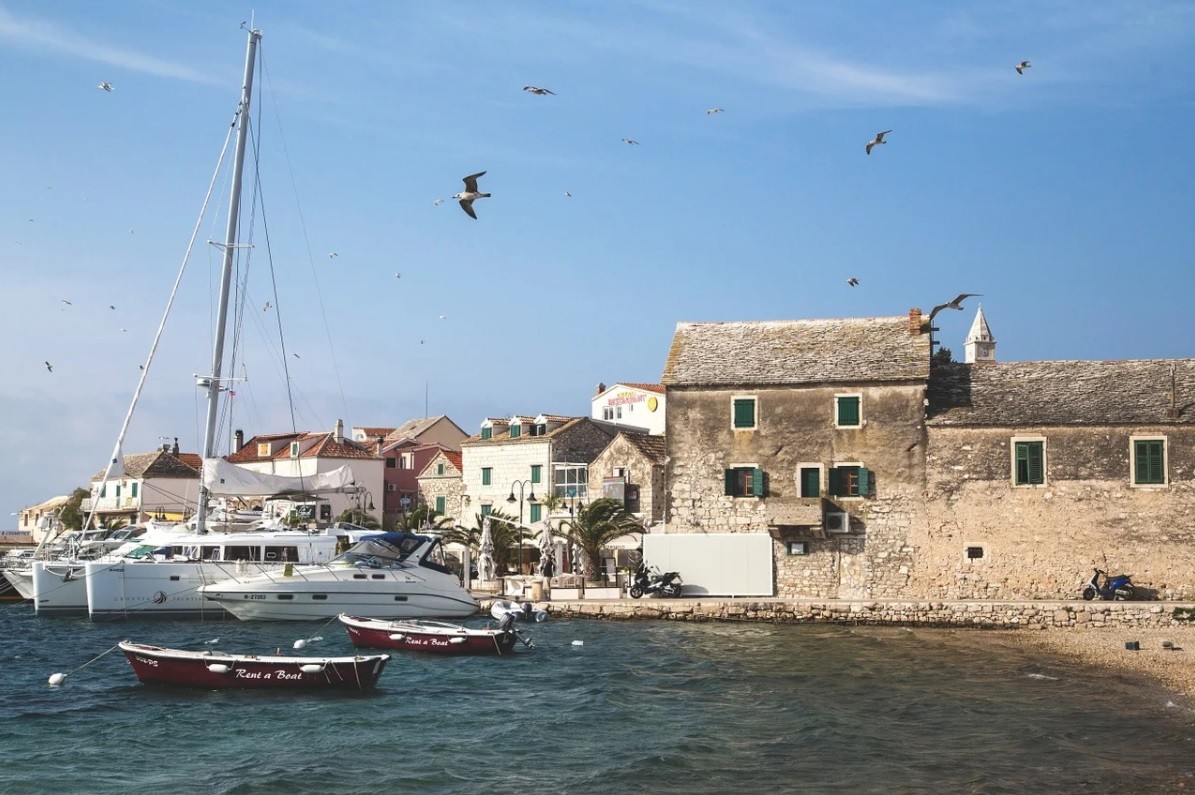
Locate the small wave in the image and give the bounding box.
[1025,673,1059,681]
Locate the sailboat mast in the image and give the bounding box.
[197,28,262,535]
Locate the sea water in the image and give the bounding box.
[1,606,1191,793]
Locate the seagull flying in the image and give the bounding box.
[262,301,271,312]
[292,353,300,359]
[523,85,555,95]
[866,130,892,155]
[622,138,639,145]
[453,171,491,220]
[564,191,572,198]
[419,338,426,345]
[44,361,52,372]
[60,299,72,306]
[329,252,338,259]
[395,272,402,279]
[1015,60,1031,75]
[438,314,446,320]
[109,305,116,310]
[433,198,444,206]
[706,107,724,115]
[98,82,114,92]
[929,293,983,320]
[847,277,860,287]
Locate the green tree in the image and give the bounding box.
[443,510,521,571]
[932,347,955,366]
[58,487,89,531]
[395,504,453,533]
[560,498,643,582]
[334,507,380,528]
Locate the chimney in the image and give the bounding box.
[596,382,606,396]
[334,418,344,443]
[234,429,244,451]
[908,308,924,335]
[376,436,384,456]
[172,437,180,455]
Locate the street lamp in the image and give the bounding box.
[506,479,538,574]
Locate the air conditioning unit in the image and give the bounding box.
[824,511,850,534]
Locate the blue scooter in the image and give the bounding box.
[1081,568,1135,601]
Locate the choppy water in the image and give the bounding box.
[1,606,1192,794]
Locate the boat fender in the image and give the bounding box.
[388,634,406,641]
[299,663,325,674]
[207,664,231,674]
[449,637,466,644]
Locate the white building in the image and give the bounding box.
[84,443,202,527]
[590,383,666,435]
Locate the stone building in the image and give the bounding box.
[416,449,464,525]
[660,307,1195,601]
[588,432,667,528]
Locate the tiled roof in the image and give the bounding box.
[622,432,667,464]
[462,417,586,446]
[927,360,1195,426]
[225,431,378,462]
[301,434,380,459]
[661,316,931,387]
[226,433,301,463]
[611,382,666,395]
[356,426,396,438]
[91,449,202,481]
[417,449,463,478]
[536,414,574,423]
[384,416,451,442]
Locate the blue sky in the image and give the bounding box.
[2,1,1193,521]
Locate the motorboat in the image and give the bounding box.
[339,613,530,656]
[84,528,341,619]
[491,599,549,623]
[198,532,479,621]
[0,549,35,602]
[118,641,389,691]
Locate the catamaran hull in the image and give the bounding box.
[201,588,478,621]
[32,562,90,614]
[119,641,389,691]
[85,560,298,619]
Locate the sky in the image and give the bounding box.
[2,1,1193,522]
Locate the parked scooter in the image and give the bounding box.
[1082,568,1136,601]
[628,562,683,599]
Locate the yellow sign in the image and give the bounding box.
[647,396,658,412]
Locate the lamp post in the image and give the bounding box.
[506,479,538,574]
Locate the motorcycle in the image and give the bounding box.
[1082,568,1135,601]
[628,562,683,599]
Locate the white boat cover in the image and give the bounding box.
[203,458,357,497]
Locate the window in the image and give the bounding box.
[290,441,300,458]
[131,482,138,498]
[257,442,271,458]
[436,463,445,475]
[100,485,106,498]
[481,427,492,440]
[554,465,589,500]
[603,407,614,420]
[828,465,871,497]
[1133,438,1166,485]
[732,397,757,430]
[799,467,820,498]
[435,496,446,514]
[530,465,542,484]
[529,423,547,436]
[835,395,861,428]
[480,504,492,517]
[385,457,396,469]
[115,485,121,498]
[401,453,414,469]
[724,467,765,497]
[1013,440,1045,486]
[529,504,542,523]
[510,424,521,439]
[481,467,492,486]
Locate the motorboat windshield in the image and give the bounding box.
[333,534,428,569]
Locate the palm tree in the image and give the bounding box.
[395,504,453,533]
[560,498,643,582]
[334,507,380,528]
[442,509,519,570]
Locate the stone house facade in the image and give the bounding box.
[661,308,1195,602]
[416,450,464,525]
[588,432,667,528]
[85,442,203,527]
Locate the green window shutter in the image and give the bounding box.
[437,463,444,475]
[481,504,491,517]
[724,469,735,496]
[837,396,860,427]
[482,468,492,486]
[131,483,139,498]
[435,496,445,514]
[1028,443,1043,484]
[827,468,841,496]
[100,485,106,498]
[530,504,542,523]
[733,398,756,429]
[752,468,765,497]
[1136,440,1164,484]
[115,485,121,498]
[510,425,521,438]
[531,465,542,484]
[481,427,491,440]
[800,468,820,498]
[857,468,871,496]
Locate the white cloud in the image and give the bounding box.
[0,6,214,83]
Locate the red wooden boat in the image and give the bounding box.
[339,614,530,656]
[118,641,389,691]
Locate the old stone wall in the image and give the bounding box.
[554,420,617,464]
[417,464,464,525]
[916,426,1195,601]
[588,435,665,525]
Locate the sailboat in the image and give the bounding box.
[36,27,363,619]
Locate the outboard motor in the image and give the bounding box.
[499,610,533,648]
